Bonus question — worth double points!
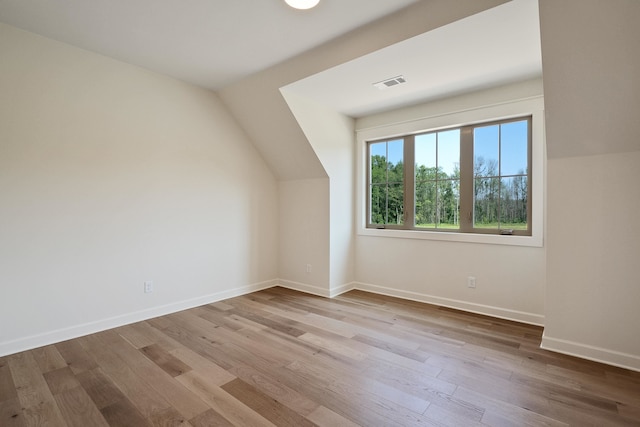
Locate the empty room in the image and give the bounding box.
[1,0,639,425]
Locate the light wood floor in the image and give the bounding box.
[2,287,639,426]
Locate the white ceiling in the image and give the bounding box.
[284,0,542,117]
[0,0,542,118]
[0,0,418,90]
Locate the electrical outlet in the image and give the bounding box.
[144,280,153,293]
[306,264,312,273]
[467,276,476,288]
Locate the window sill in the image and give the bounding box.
[358,227,543,247]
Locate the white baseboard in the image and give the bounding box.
[329,282,356,297]
[276,280,356,298]
[7,278,637,373]
[541,334,640,373]
[276,279,331,298]
[351,281,545,326]
[0,279,277,357]
[275,280,544,326]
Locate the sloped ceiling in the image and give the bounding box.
[0,0,418,90]
[0,0,545,180]
[539,0,640,158]
[218,0,522,180]
[284,0,541,118]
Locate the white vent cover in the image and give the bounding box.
[373,75,406,90]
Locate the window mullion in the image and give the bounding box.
[459,127,474,232]
[526,116,533,233]
[404,135,415,229]
[498,123,502,230]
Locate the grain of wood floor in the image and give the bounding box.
[2,287,639,426]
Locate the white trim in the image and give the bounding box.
[358,228,540,247]
[275,280,356,298]
[329,282,356,298]
[276,279,331,298]
[8,279,639,373]
[541,334,640,373]
[276,279,544,326]
[355,95,544,134]
[0,279,277,357]
[10,280,640,374]
[352,281,545,326]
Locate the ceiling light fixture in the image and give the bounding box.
[285,0,320,10]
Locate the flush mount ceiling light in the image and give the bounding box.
[285,0,320,10]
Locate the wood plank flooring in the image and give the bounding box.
[2,287,639,426]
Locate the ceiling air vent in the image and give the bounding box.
[373,75,406,90]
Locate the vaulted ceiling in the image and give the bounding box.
[284,0,541,118]
[1,0,547,180]
[0,0,418,90]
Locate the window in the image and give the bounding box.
[367,116,531,235]
[369,138,405,226]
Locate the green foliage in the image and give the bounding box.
[414,164,460,229]
[370,154,527,229]
[370,155,404,225]
[474,156,527,228]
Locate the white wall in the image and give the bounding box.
[278,179,331,295]
[219,0,509,302]
[353,80,547,325]
[539,0,640,371]
[0,23,278,356]
[356,237,546,323]
[544,152,640,369]
[218,0,508,181]
[280,90,356,295]
[9,0,639,374]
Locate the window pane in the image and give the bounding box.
[474,125,499,177]
[370,183,387,225]
[386,183,404,225]
[437,179,460,229]
[474,177,500,228]
[438,129,460,177]
[368,115,530,234]
[415,180,436,227]
[500,176,528,230]
[369,182,404,225]
[387,139,404,182]
[415,133,436,171]
[501,120,528,176]
[370,141,386,158]
[369,139,404,226]
[369,142,387,184]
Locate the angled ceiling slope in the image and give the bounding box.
[283,0,542,118]
[0,0,418,90]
